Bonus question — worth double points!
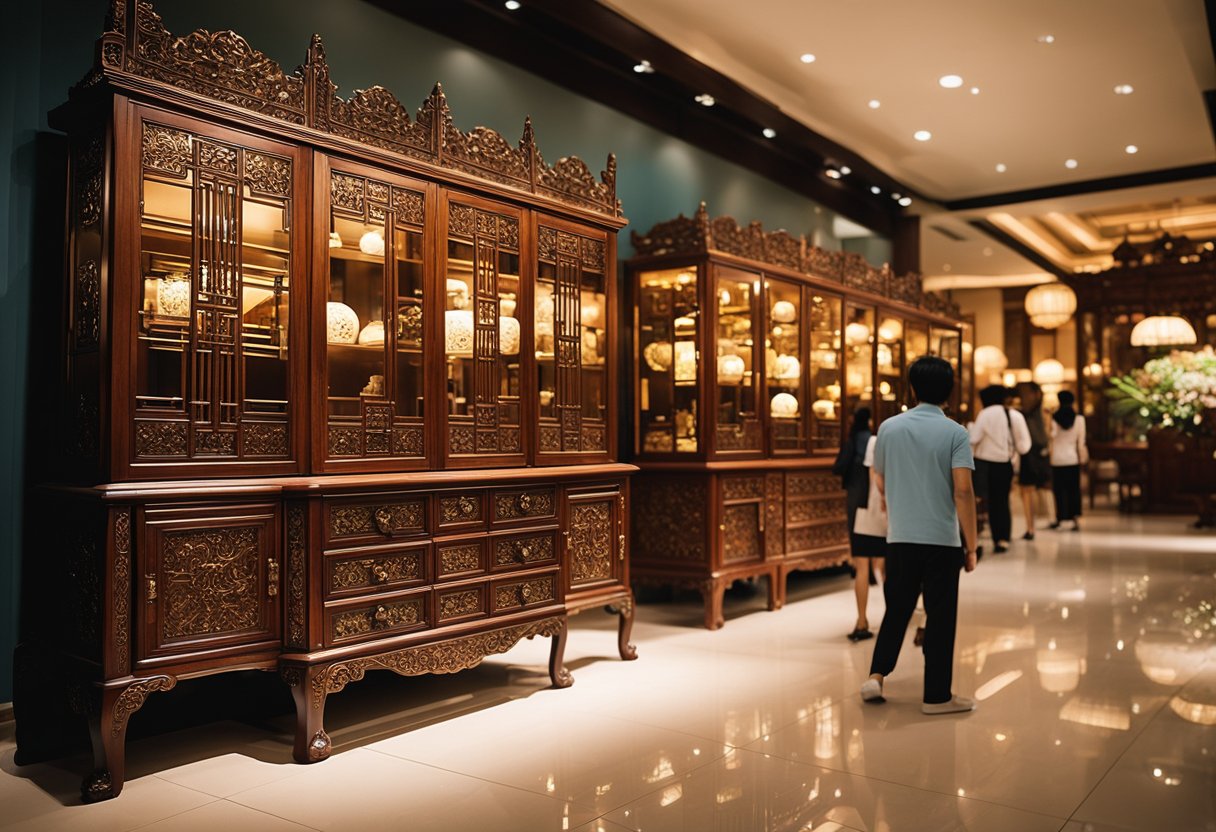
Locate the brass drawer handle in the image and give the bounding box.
[146,575,157,603]
[372,605,390,628]
[459,496,477,517]
[517,493,533,512]
[267,559,280,597]
[519,545,532,562]
[373,507,394,535]
[520,584,533,602]
[371,563,389,584]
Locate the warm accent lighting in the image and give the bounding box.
[445,309,475,356]
[694,94,715,107]
[1024,282,1076,329]
[825,168,842,180]
[970,86,980,95]
[1125,144,1138,154]
[1033,359,1065,386]
[504,0,521,9]
[633,60,654,74]
[974,345,1008,375]
[762,127,776,139]
[938,74,964,89]
[1114,84,1134,95]
[1130,316,1198,347]
[1064,159,1078,169]
[1037,34,1056,44]
[913,130,932,142]
[839,165,852,175]
[995,163,1007,173]
[868,99,881,109]
[800,53,816,63]
[898,197,912,207]
[870,186,881,195]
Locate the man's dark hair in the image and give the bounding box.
[908,356,954,405]
[979,384,1008,408]
[850,407,872,435]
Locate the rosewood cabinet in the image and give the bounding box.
[20,0,635,804]
[627,204,966,628]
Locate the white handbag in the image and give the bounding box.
[853,479,888,537]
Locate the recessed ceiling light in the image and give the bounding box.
[970,86,980,95]
[762,127,776,139]
[1064,158,1078,169]
[939,75,964,89]
[694,94,715,107]
[913,130,932,141]
[800,53,816,64]
[868,99,881,109]
[898,196,912,207]
[839,165,852,175]
[825,168,842,179]
[995,163,1007,173]
[1037,34,1055,44]
[633,60,654,74]
[891,192,902,200]
[1114,84,1134,95]
[504,0,522,9]
[870,186,881,195]
[1125,144,1138,154]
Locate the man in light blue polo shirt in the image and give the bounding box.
[860,356,979,714]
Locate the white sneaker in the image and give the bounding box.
[921,696,975,715]
[861,678,884,703]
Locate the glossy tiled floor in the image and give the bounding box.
[2,509,1213,831]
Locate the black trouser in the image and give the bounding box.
[976,459,1014,543]
[869,542,962,704]
[1052,464,1082,521]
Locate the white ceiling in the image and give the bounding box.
[603,0,1215,200]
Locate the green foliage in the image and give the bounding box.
[1106,346,1216,436]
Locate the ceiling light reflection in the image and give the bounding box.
[800,53,816,63]
[975,670,1024,700]
[868,99,881,109]
[939,74,964,89]
[914,130,932,141]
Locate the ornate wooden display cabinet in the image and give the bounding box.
[20,1,635,803]
[627,204,964,628]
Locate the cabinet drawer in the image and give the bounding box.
[491,570,559,614]
[437,491,486,530]
[325,589,429,647]
[491,530,558,572]
[491,487,556,523]
[325,495,427,547]
[435,583,488,624]
[325,544,428,599]
[436,539,486,580]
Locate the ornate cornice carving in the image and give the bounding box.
[77,1,620,218]
[631,202,958,319]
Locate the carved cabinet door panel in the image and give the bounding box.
[126,106,306,478]
[718,476,766,566]
[535,219,612,464]
[138,502,281,662]
[564,485,625,592]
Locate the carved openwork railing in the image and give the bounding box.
[631,203,959,317]
[79,0,619,217]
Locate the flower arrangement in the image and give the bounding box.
[1108,345,1216,436]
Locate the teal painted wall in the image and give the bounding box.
[0,0,890,702]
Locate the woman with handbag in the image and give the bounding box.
[1049,390,1088,531]
[834,408,882,640]
[1016,382,1052,540]
[849,429,888,641]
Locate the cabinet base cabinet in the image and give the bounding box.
[630,467,849,629]
[18,469,633,802]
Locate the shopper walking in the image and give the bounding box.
[1049,390,1088,531]
[861,356,980,714]
[848,430,888,641]
[969,385,1031,552]
[1016,382,1052,540]
[834,408,878,641]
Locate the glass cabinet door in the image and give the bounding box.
[930,325,963,416]
[636,267,699,455]
[844,304,875,430]
[809,293,843,450]
[765,278,806,453]
[877,314,905,422]
[536,222,610,461]
[323,163,428,465]
[443,196,524,464]
[959,318,975,422]
[905,322,930,366]
[714,266,762,454]
[135,115,298,467]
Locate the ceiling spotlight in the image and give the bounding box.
[868,99,881,109]
[1125,144,1138,154]
[891,192,902,200]
[762,127,777,139]
[970,86,980,95]
[898,196,912,207]
[995,163,1007,173]
[694,93,715,107]
[1114,84,1134,95]
[939,75,964,89]
[504,0,522,8]
[633,60,654,74]
[800,53,816,64]
[1037,34,1055,44]
[870,186,881,195]
[1064,158,1078,169]
[839,165,852,175]
[825,168,842,180]
[913,130,932,141]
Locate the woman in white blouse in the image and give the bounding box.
[1049,390,1088,530]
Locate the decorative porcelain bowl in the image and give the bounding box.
[357,320,385,346]
[717,354,745,385]
[359,230,385,256]
[771,392,800,418]
[643,341,673,372]
[771,300,797,323]
[499,315,521,355]
[326,302,360,344]
[445,309,474,356]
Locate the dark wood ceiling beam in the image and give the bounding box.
[365,0,910,236]
[943,163,1216,212]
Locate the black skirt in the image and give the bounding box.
[1018,450,1051,487]
[850,531,888,558]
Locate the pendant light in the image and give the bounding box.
[1130,315,1197,347]
[1024,283,1076,330]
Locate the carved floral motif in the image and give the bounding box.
[493,535,554,567]
[76,136,104,227]
[570,501,613,583]
[135,420,187,457]
[244,151,291,197]
[494,576,554,611]
[75,260,100,349]
[161,526,262,639]
[439,544,481,575]
[330,551,422,590]
[493,489,554,521]
[244,423,288,457]
[438,590,482,621]
[286,505,306,647]
[111,675,177,737]
[632,476,706,562]
[332,598,422,641]
[113,508,131,675]
[721,504,762,563]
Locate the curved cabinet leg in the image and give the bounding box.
[767,568,784,611]
[82,676,176,803]
[700,579,725,630]
[283,666,331,764]
[616,593,638,661]
[549,618,574,688]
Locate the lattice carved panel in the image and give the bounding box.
[569,501,613,583]
[160,526,262,640]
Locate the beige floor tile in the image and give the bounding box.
[132,799,319,831]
